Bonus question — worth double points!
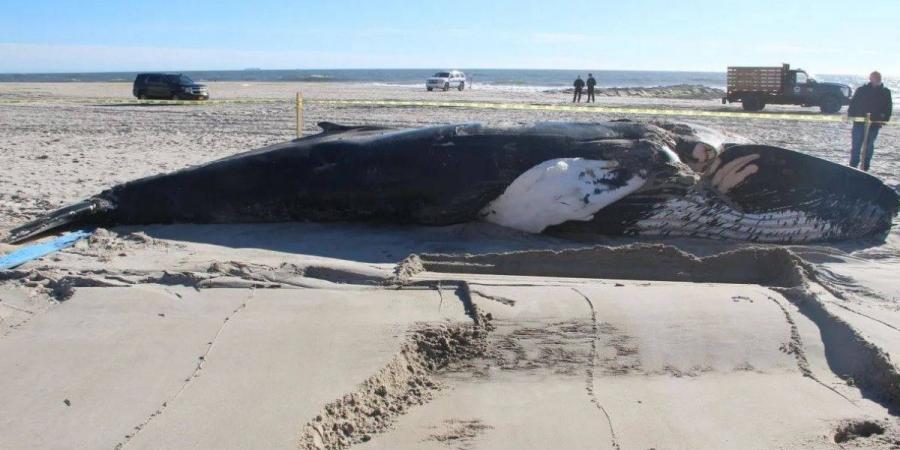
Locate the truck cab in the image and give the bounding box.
[724,64,851,114]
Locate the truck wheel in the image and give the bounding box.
[742,97,765,112]
[458,82,465,91]
[819,96,842,114]
[443,83,449,92]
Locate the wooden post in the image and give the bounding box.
[860,113,872,171]
[296,92,303,139]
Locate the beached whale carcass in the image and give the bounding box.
[5,121,898,244]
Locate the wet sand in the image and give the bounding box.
[1,82,899,449]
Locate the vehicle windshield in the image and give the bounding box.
[179,75,195,85]
[434,72,450,78]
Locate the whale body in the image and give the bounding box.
[5,121,898,244]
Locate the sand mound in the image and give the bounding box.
[299,323,489,450]
[547,84,725,100]
[834,419,887,443]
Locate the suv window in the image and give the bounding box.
[435,72,450,78]
[147,75,162,83]
[795,72,808,84]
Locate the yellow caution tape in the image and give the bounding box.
[0,96,890,125]
[303,99,891,125]
[0,98,285,105]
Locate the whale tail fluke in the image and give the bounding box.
[3,198,113,244]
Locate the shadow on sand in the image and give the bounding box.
[129,220,896,265]
[133,222,580,264]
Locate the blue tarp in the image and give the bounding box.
[0,230,92,270]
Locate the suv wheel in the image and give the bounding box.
[458,82,465,91]
[741,97,765,112]
[427,87,433,91]
[819,96,842,114]
[443,83,449,91]
[138,93,148,100]
[171,94,180,101]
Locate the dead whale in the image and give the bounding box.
[5,121,898,244]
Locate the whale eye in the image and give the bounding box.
[659,146,681,164]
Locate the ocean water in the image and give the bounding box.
[0,69,896,93]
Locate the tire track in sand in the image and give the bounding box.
[114,289,255,450]
[571,287,620,450]
[766,294,857,405]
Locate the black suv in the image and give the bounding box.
[133,73,209,100]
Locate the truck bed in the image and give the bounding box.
[727,67,784,94]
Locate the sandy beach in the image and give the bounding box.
[1,81,899,449]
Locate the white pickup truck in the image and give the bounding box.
[426,70,466,91]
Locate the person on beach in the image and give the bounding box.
[573,75,585,103]
[586,73,597,103]
[848,71,892,171]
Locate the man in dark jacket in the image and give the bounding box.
[573,75,585,103]
[848,71,892,171]
[586,73,597,103]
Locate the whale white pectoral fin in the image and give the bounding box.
[481,158,646,233]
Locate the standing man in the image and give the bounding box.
[848,71,892,171]
[573,75,585,103]
[586,73,597,103]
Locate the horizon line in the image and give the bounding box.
[0,67,877,77]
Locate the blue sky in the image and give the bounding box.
[1,0,897,74]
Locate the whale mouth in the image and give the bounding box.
[545,141,898,244]
[633,144,898,243]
